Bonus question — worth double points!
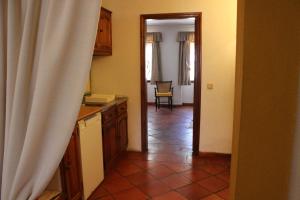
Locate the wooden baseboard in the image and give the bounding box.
[182,103,194,106]
[147,102,194,107]
[199,152,231,158]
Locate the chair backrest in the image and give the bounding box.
[156,81,172,93]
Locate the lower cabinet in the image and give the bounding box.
[117,102,128,153]
[102,100,128,172]
[59,100,128,199]
[60,127,83,200]
[102,106,118,170]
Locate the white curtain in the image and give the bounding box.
[0,1,101,199]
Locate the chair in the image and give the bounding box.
[154,81,173,111]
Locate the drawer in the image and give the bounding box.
[117,101,127,115]
[102,106,117,123]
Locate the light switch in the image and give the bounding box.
[207,83,214,90]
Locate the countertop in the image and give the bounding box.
[78,97,127,121]
[77,106,102,121]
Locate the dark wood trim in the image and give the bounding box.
[183,103,194,106]
[199,152,232,158]
[193,14,202,156]
[147,102,194,107]
[140,12,202,155]
[140,15,148,152]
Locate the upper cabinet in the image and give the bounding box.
[94,7,112,56]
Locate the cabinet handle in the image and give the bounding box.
[100,29,103,32]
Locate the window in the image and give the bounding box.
[190,42,195,81]
[145,43,152,81]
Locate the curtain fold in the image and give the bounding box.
[0,1,101,199]
[178,32,194,85]
[146,32,163,84]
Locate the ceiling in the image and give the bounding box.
[146,18,195,26]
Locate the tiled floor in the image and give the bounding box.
[90,106,230,200]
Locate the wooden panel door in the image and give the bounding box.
[60,128,83,200]
[117,113,128,152]
[102,120,117,171]
[94,7,112,56]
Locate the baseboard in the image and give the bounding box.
[147,102,194,107]
[199,152,231,158]
[182,103,194,106]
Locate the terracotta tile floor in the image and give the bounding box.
[91,106,230,200]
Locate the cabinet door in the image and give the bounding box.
[94,8,112,56]
[102,120,117,171]
[117,113,128,152]
[60,128,83,200]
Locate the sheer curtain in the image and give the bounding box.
[0,1,101,199]
[146,32,163,84]
[178,32,194,85]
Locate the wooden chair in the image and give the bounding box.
[154,81,173,111]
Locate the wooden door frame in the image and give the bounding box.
[140,12,202,155]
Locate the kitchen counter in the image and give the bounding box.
[78,97,127,121]
[83,97,128,112]
[77,106,102,121]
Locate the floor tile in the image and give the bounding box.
[197,177,228,193]
[162,163,192,173]
[176,183,211,200]
[180,169,210,182]
[88,186,108,199]
[153,191,187,200]
[200,194,224,200]
[113,188,149,200]
[133,160,162,170]
[217,188,229,199]
[198,164,226,175]
[148,165,175,179]
[115,162,142,176]
[138,180,171,197]
[216,171,230,183]
[160,174,192,189]
[96,196,114,200]
[101,177,133,194]
[126,171,156,186]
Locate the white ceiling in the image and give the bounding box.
[146,18,195,26]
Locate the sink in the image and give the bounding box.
[85,94,115,105]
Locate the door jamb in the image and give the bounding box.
[140,12,202,155]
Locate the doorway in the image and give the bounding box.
[140,13,202,155]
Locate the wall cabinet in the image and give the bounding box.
[94,7,112,56]
[60,127,83,200]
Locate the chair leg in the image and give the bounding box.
[155,97,157,111]
[158,97,160,109]
[171,97,173,111]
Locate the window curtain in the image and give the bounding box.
[0,1,101,200]
[178,32,195,85]
[146,32,163,84]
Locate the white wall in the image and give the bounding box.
[146,24,194,105]
[92,0,237,153]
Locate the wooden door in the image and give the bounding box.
[60,128,83,200]
[117,113,128,152]
[102,120,117,171]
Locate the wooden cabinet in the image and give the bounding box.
[101,100,128,172]
[60,127,83,200]
[117,101,128,153]
[102,105,118,170]
[94,7,112,56]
